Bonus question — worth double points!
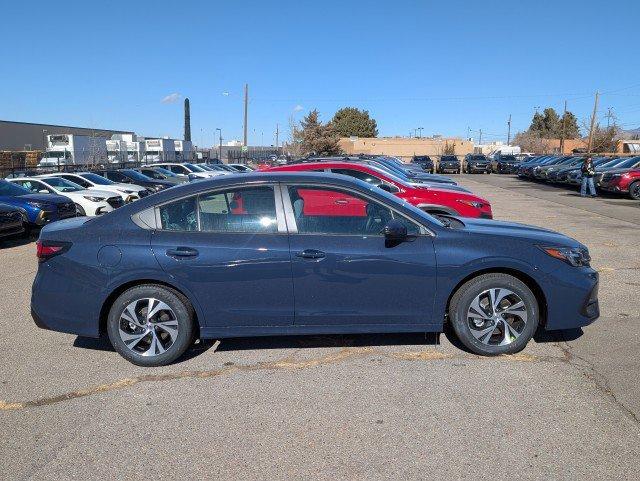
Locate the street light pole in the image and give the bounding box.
[216,128,222,161]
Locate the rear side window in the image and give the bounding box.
[159,197,198,231]
[198,186,277,233]
[157,186,277,233]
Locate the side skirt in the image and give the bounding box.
[200,323,442,339]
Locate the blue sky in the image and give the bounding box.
[1,0,639,146]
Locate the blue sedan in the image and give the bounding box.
[32,172,599,366]
[0,180,77,231]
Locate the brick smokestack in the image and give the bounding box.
[184,97,191,141]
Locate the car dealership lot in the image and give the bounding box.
[1,174,639,480]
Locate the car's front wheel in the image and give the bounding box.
[107,284,196,366]
[448,273,539,356]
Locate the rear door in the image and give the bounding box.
[150,183,294,327]
[283,183,437,327]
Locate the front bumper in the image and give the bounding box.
[544,268,600,330]
[467,164,490,173]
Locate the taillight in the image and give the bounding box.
[36,240,71,262]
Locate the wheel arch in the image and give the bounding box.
[99,279,201,337]
[417,204,459,216]
[444,267,548,327]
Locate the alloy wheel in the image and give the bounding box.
[466,288,528,346]
[118,298,179,356]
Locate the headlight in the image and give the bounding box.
[152,184,165,191]
[540,246,591,267]
[83,195,105,202]
[457,199,484,209]
[121,189,134,194]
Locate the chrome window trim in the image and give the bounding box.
[280,182,434,237]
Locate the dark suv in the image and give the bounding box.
[465,154,491,174]
[492,155,520,174]
[438,156,461,174]
[411,155,435,173]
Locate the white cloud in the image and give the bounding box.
[293,104,304,112]
[222,91,230,96]
[161,93,181,104]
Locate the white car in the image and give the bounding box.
[146,162,225,180]
[8,177,124,216]
[41,172,150,203]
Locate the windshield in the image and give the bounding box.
[611,157,640,169]
[369,160,410,180]
[441,156,459,161]
[41,177,83,192]
[153,167,177,177]
[0,180,31,196]
[362,164,412,187]
[121,169,153,182]
[80,173,115,185]
[185,163,206,172]
[469,155,487,160]
[500,156,517,162]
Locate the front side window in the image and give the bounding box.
[16,180,49,193]
[287,186,420,236]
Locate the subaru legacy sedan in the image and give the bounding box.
[31,173,599,366]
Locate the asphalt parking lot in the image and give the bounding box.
[1,174,639,480]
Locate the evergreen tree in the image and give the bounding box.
[331,107,378,138]
[299,110,341,156]
[559,111,581,139]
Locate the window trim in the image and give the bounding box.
[280,182,432,237]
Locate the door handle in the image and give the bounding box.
[166,247,199,259]
[296,249,326,259]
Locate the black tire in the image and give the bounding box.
[629,181,640,200]
[75,203,86,216]
[107,284,196,367]
[448,273,539,356]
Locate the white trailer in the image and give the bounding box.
[142,138,176,162]
[39,134,108,166]
[106,139,127,163]
[174,140,193,161]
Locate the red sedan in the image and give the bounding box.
[598,169,640,200]
[266,161,493,218]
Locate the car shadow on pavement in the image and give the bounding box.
[0,235,34,249]
[73,336,218,362]
[216,332,440,352]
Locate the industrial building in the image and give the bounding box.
[0,120,133,151]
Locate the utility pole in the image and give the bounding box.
[478,129,483,145]
[560,100,567,154]
[586,91,599,154]
[605,107,614,128]
[275,123,279,151]
[243,83,249,147]
[507,114,512,145]
[216,128,222,161]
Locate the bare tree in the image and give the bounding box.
[283,114,303,157]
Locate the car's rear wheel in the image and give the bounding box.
[107,284,195,366]
[448,273,539,356]
[628,181,640,200]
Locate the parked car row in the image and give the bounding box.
[516,155,640,200]
[1,163,255,239]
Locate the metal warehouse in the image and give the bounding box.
[0,120,133,151]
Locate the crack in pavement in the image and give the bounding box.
[0,347,547,411]
[555,335,640,426]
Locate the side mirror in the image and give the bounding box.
[383,219,408,241]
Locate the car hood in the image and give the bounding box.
[113,183,146,192]
[77,189,117,198]
[412,183,470,193]
[0,193,70,205]
[406,173,456,184]
[460,217,583,248]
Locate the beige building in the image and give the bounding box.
[338,136,473,161]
